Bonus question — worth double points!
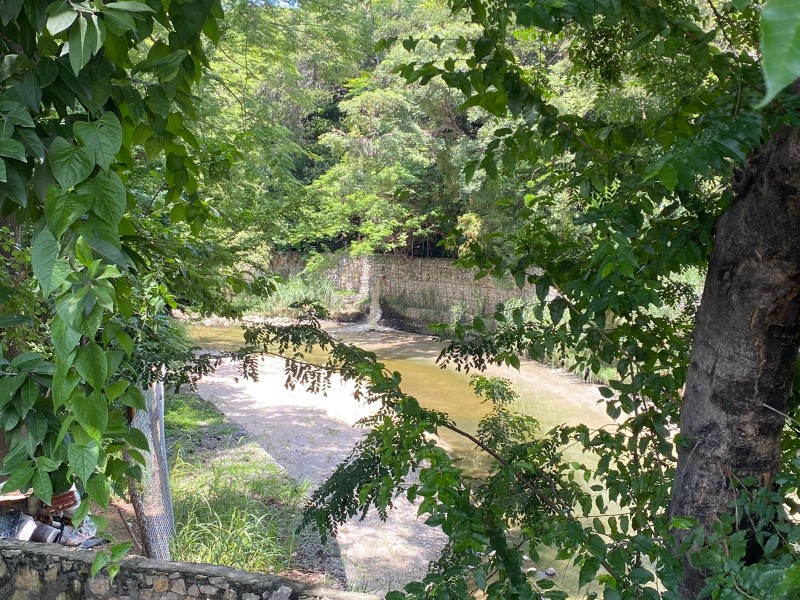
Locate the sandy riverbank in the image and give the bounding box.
[195,354,448,596]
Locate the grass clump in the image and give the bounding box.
[232,277,355,317]
[165,393,306,574]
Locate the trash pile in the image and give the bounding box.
[0,488,105,549]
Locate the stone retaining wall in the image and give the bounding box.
[0,540,379,600]
[270,252,536,330]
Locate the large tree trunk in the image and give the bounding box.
[668,126,800,598]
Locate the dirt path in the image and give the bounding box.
[195,356,447,596]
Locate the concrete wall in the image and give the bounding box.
[0,540,379,600]
[270,252,536,331]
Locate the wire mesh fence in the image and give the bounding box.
[131,378,174,560]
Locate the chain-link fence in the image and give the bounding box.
[131,378,174,560]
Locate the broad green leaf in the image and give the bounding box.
[0,162,27,205]
[74,343,108,390]
[69,15,97,76]
[54,415,74,448]
[46,1,77,34]
[90,171,127,224]
[32,467,53,504]
[0,0,24,26]
[13,127,44,159]
[73,113,123,171]
[758,0,800,107]
[45,187,93,238]
[121,386,146,410]
[133,49,188,82]
[0,138,26,161]
[0,373,27,408]
[67,441,99,482]
[4,105,34,128]
[16,377,38,418]
[127,427,149,452]
[73,393,109,432]
[2,461,34,494]
[108,1,156,12]
[0,316,31,328]
[109,541,133,562]
[48,137,94,190]
[36,456,59,472]
[91,551,110,577]
[114,330,134,357]
[51,315,81,362]
[25,411,48,442]
[31,228,70,296]
[75,236,94,266]
[104,380,129,402]
[89,238,130,270]
[86,472,110,508]
[782,562,800,592]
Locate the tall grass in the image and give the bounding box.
[232,277,355,317]
[165,393,306,574]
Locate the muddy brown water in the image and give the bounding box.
[189,322,612,596]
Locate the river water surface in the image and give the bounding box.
[189,322,612,596]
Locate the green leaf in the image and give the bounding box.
[91,551,110,577]
[51,315,81,362]
[579,556,600,588]
[26,411,48,442]
[36,457,59,473]
[670,517,699,530]
[107,1,156,12]
[89,172,127,225]
[89,238,130,270]
[46,1,77,34]
[32,467,53,504]
[127,427,149,452]
[73,393,109,432]
[0,315,31,328]
[69,15,97,76]
[48,137,94,190]
[758,0,800,107]
[0,138,26,161]
[0,0,24,25]
[54,415,73,448]
[13,127,45,159]
[782,562,800,592]
[74,343,108,390]
[86,472,110,508]
[73,113,123,171]
[121,386,146,410]
[104,380,129,402]
[67,441,99,482]
[2,461,34,494]
[31,228,70,296]
[109,540,132,562]
[44,187,93,238]
[0,373,27,409]
[16,378,38,418]
[658,164,678,191]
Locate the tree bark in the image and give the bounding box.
[668,126,800,598]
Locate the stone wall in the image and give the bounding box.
[0,540,379,600]
[271,252,536,331]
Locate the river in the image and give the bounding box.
[188,322,612,596]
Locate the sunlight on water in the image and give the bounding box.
[188,322,612,597]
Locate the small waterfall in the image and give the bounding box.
[368,275,383,327]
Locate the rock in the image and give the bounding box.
[543,567,558,577]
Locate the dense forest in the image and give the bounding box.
[2,1,800,599]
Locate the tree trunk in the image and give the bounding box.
[668,126,800,598]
